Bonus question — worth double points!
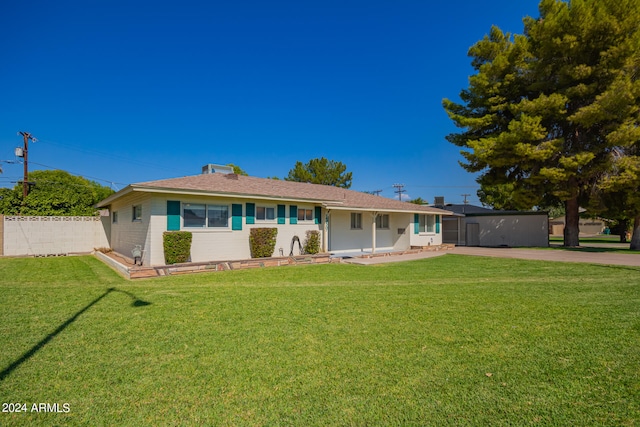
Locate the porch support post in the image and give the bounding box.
[371,212,378,254]
[323,209,330,253]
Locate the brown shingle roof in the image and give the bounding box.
[102,173,451,214]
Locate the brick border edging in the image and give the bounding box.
[94,251,131,279]
[95,244,456,279]
[145,254,339,279]
[356,244,455,259]
[94,251,340,280]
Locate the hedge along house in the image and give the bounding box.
[96,165,452,266]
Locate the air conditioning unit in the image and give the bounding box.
[202,164,234,175]
[434,196,445,207]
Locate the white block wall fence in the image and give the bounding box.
[0,215,110,256]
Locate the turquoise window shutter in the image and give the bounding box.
[246,203,255,224]
[290,205,298,224]
[435,215,440,233]
[232,204,243,230]
[414,213,419,234]
[277,205,286,224]
[167,201,181,231]
[314,206,322,224]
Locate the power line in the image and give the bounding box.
[18,132,37,198]
[0,177,122,192]
[408,185,478,189]
[29,162,126,190]
[40,138,189,175]
[392,183,406,201]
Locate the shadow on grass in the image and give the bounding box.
[548,242,637,254]
[590,263,640,273]
[559,246,630,253]
[0,287,151,381]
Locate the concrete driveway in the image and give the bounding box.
[450,246,640,267]
[343,246,640,267]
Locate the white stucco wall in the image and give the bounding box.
[105,192,448,265]
[107,194,325,266]
[174,196,322,264]
[2,215,109,256]
[328,210,372,253]
[327,211,416,254]
[109,192,154,264]
[409,214,443,248]
[393,213,412,251]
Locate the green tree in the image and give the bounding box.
[477,183,521,211]
[545,203,566,220]
[0,170,114,216]
[595,148,640,248]
[443,0,640,247]
[227,164,248,176]
[285,157,352,188]
[409,197,428,205]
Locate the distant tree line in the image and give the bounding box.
[0,170,114,216]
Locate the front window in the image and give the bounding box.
[375,214,389,229]
[418,214,435,233]
[132,205,142,221]
[184,203,228,228]
[112,211,118,224]
[351,213,362,229]
[256,206,275,221]
[208,205,229,227]
[297,208,314,221]
[184,203,206,227]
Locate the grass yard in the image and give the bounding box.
[549,235,623,244]
[548,235,640,254]
[0,255,639,426]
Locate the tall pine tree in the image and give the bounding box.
[285,157,353,188]
[444,0,640,247]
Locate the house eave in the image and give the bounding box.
[324,205,454,215]
[97,184,454,216]
[464,211,548,217]
[102,184,337,206]
[96,186,134,208]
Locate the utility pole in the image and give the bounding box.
[461,193,470,205]
[372,189,382,196]
[18,132,37,198]
[393,183,405,201]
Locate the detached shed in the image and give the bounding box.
[441,204,549,247]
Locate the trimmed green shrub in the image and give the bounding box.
[250,228,278,258]
[163,231,192,264]
[303,230,321,255]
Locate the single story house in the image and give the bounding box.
[441,204,549,247]
[97,165,453,266]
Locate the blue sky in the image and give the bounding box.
[0,0,540,205]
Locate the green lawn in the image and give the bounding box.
[1,255,639,426]
[549,235,625,244]
[548,235,640,254]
